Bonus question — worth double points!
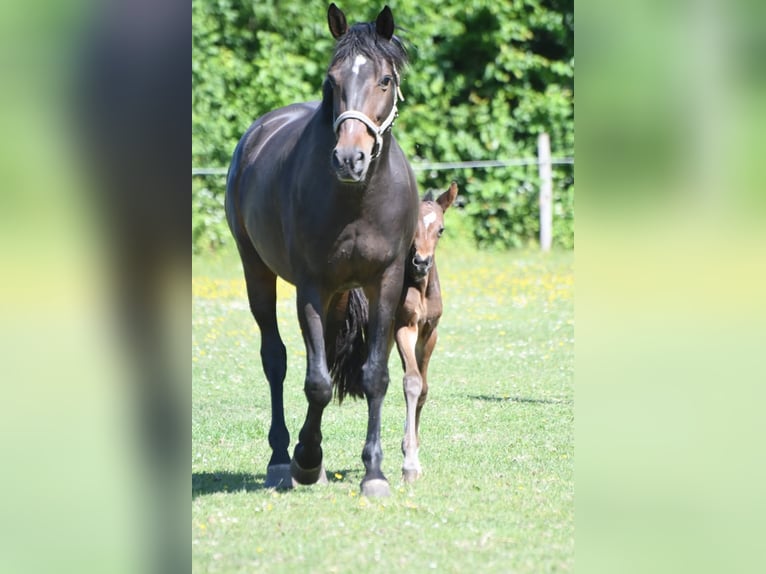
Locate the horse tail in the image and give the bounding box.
[327,288,368,403]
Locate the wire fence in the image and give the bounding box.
[193,142,573,250]
[191,157,574,176]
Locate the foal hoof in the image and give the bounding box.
[360,478,391,498]
[290,459,329,485]
[402,468,422,483]
[265,464,295,489]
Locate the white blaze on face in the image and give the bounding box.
[422,211,437,230]
[352,55,367,75]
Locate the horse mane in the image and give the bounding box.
[330,23,408,72]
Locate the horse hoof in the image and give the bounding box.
[265,464,294,489]
[290,459,328,485]
[401,468,421,483]
[361,478,391,498]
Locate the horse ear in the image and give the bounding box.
[328,3,348,39]
[437,181,458,212]
[375,6,394,40]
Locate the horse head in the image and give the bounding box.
[325,4,406,183]
[410,182,458,279]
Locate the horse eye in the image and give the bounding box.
[379,76,392,88]
[438,227,445,237]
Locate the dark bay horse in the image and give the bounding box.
[225,4,418,497]
[395,182,458,482]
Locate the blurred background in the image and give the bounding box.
[0,0,764,572]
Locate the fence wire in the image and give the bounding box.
[192,157,574,177]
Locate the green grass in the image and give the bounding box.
[192,241,574,573]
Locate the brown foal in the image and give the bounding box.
[395,181,458,482]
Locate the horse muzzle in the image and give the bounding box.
[332,146,369,183]
[411,253,433,278]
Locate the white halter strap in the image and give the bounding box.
[332,66,404,159]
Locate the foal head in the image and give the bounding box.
[325,4,407,183]
[410,182,458,280]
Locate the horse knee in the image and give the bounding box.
[361,359,390,397]
[403,373,423,398]
[304,373,332,407]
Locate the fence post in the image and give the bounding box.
[537,132,553,252]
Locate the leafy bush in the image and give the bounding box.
[192,0,574,251]
[192,178,228,253]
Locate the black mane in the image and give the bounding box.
[330,23,408,71]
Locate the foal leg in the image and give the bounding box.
[415,328,438,446]
[290,286,331,485]
[396,323,423,483]
[239,247,291,488]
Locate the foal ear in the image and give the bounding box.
[437,181,458,212]
[375,6,395,40]
[328,3,348,39]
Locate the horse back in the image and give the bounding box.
[225,102,321,280]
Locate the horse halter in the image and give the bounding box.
[332,64,404,159]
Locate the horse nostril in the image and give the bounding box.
[332,149,342,170]
[412,253,429,267]
[355,150,365,164]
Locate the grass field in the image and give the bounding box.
[192,241,574,573]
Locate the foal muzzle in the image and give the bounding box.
[411,253,433,278]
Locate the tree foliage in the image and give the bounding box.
[192,0,574,251]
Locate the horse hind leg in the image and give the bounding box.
[238,242,292,488]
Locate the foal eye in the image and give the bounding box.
[437,227,445,237]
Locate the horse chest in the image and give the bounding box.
[401,285,440,330]
[417,300,439,329]
[323,226,396,281]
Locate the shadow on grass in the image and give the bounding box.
[192,468,358,498]
[192,471,267,498]
[468,394,572,405]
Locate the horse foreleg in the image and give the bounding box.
[359,275,400,497]
[291,286,331,485]
[395,323,423,483]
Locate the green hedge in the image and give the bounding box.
[192,0,574,252]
